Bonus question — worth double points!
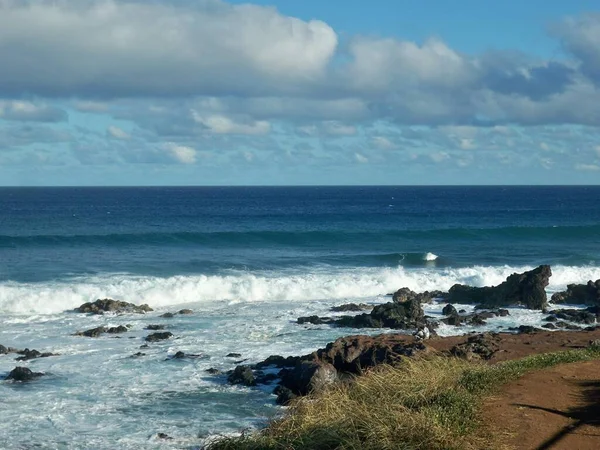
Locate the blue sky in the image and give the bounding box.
[1,0,600,185]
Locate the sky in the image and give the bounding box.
[1,0,600,186]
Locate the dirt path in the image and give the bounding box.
[482,360,600,449]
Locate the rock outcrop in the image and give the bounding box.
[446,265,551,310]
[145,332,173,342]
[5,367,44,382]
[75,299,153,315]
[75,325,128,337]
[551,280,600,306]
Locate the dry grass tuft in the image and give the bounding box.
[206,346,600,450]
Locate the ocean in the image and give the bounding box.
[1,186,600,448]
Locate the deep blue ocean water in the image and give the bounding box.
[2,186,600,283]
[1,186,600,449]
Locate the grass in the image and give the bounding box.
[205,345,600,450]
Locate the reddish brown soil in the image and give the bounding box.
[426,328,600,362]
[482,360,600,449]
[420,328,600,449]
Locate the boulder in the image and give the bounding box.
[145,324,165,330]
[5,366,44,382]
[447,265,551,310]
[159,312,175,318]
[228,365,256,386]
[279,361,337,396]
[442,304,458,316]
[76,299,153,315]
[177,309,194,315]
[145,332,173,342]
[450,333,501,360]
[392,287,443,304]
[551,280,600,306]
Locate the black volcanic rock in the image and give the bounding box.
[551,280,600,306]
[145,332,173,342]
[5,366,44,382]
[76,299,153,315]
[446,265,551,310]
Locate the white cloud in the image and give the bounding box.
[107,125,130,140]
[0,0,337,97]
[372,136,396,150]
[192,112,270,135]
[575,163,600,171]
[166,143,197,164]
[0,100,66,122]
[355,153,368,163]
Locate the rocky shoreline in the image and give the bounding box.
[2,265,600,444]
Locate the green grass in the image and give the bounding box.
[206,345,600,450]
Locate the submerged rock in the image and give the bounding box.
[145,332,173,342]
[297,316,335,325]
[5,366,44,382]
[145,324,166,330]
[75,299,153,315]
[15,349,57,361]
[446,265,551,310]
[76,325,128,337]
[177,309,193,315]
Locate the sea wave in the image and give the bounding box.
[2,265,599,315]
[1,224,598,248]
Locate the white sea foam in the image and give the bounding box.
[423,252,438,261]
[1,265,600,314]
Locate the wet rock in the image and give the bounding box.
[330,303,371,312]
[551,280,600,306]
[0,345,17,355]
[392,287,443,304]
[547,308,599,325]
[145,324,165,330]
[5,366,44,382]
[172,351,186,359]
[226,353,242,358]
[274,385,297,405]
[442,304,458,316]
[450,333,501,360]
[205,368,222,375]
[336,298,424,330]
[228,365,256,386]
[15,349,56,361]
[542,323,557,330]
[255,372,279,385]
[177,309,193,315]
[159,312,175,318]
[498,309,510,317]
[297,315,335,325]
[107,325,128,334]
[156,433,173,440]
[145,332,173,342]
[447,265,552,310]
[76,325,128,337]
[509,325,542,334]
[255,355,301,369]
[130,352,146,358]
[75,299,153,315]
[76,326,107,338]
